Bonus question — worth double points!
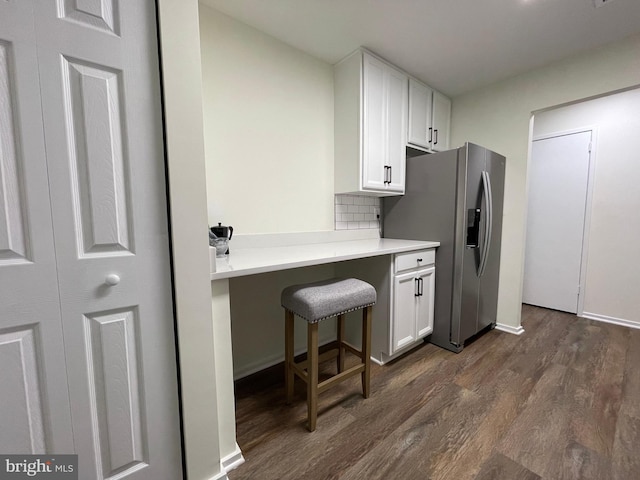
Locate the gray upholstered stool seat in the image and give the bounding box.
[281,277,376,432]
[281,277,376,323]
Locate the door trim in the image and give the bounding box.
[529,125,598,316]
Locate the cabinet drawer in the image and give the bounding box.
[395,249,435,273]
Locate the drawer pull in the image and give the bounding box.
[417,258,422,262]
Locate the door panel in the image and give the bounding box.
[524,132,591,313]
[85,308,146,477]
[0,327,46,453]
[60,0,120,35]
[0,0,74,455]
[63,58,133,256]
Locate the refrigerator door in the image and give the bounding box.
[477,149,505,332]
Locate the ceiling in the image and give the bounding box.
[199,0,640,97]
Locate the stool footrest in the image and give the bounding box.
[318,363,365,394]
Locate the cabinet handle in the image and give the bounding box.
[388,166,392,185]
[417,258,422,262]
[428,127,433,144]
[384,165,392,184]
[434,129,439,145]
[415,278,420,297]
[418,277,424,296]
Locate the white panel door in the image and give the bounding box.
[0,0,74,455]
[34,3,183,479]
[523,131,592,313]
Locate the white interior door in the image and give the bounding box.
[0,0,74,455]
[1,1,182,478]
[523,130,592,313]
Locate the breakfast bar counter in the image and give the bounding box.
[211,237,440,280]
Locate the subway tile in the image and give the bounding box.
[354,214,365,221]
[336,222,348,230]
[347,205,359,213]
[347,221,360,229]
[336,204,348,214]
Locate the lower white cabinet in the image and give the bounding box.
[338,248,436,364]
[392,265,435,352]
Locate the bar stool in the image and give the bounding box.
[281,277,376,431]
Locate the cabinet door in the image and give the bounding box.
[362,53,387,190]
[385,67,408,193]
[432,90,451,152]
[393,271,419,352]
[416,266,436,338]
[407,78,433,150]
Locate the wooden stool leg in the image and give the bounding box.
[307,322,319,432]
[361,306,372,399]
[285,310,295,404]
[337,314,345,373]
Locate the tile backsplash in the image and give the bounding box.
[335,195,381,231]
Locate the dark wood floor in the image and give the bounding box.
[229,305,640,480]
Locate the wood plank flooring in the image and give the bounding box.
[229,305,640,480]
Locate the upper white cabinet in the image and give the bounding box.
[407,78,451,153]
[334,50,407,196]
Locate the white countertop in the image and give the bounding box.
[210,237,439,280]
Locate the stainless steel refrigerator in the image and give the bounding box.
[383,143,505,353]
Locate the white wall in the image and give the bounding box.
[451,33,640,329]
[533,88,640,326]
[199,5,335,234]
[156,1,228,479]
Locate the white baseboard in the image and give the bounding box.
[495,323,525,335]
[221,444,245,473]
[581,312,640,330]
[209,471,229,480]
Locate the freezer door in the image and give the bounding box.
[452,143,485,346]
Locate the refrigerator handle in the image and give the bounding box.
[478,171,493,277]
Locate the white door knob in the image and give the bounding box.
[105,274,121,286]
